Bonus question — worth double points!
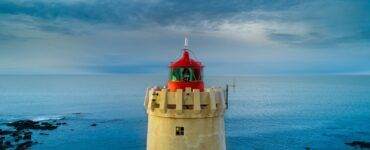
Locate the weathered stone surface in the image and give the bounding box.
[145,87,227,150]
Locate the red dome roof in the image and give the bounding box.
[169,50,203,68]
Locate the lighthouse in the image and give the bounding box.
[144,37,228,150]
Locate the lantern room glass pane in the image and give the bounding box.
[170,67,202,82]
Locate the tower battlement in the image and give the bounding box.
[144,87,226,118]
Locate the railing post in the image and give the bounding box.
[225,85,229,109]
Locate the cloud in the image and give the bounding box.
[0,0,369,74]
[1,0,369,46]
[0,0,300,29]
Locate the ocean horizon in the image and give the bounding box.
[1,75,369,149]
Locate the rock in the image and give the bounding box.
[56,122,67,126]
[14,136,21,142]
[2,119,62,150]
[0,136,3,147]
[7,120,38,131]
[7,120,58,131]
[90,123,97,127]
[0,139,13,149]
[346,141,370,149]
[33,141,40,145]
[10,130,22,142]
[0,129,14,136]
[0,130,14,135]
[39,132,49,136]
[11,130,20,137]
[15,141,32,150]
[39,122,57,130]
[4,141,13,148]
[23,131,32,140]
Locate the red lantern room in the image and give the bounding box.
[167,37,204,92]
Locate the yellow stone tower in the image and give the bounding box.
[144,37,228,150]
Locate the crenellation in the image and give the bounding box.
[175,89,183,113]
[159,88,168,113]
[145,87,226,118]
[193,89,201,113]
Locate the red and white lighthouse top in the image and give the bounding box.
[169,50,203,69]
[167,38,205,91]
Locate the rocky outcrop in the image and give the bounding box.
[6,120,57,131]
[1,119,66,150]
[346,141,370,149]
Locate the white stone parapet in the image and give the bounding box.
[144,87,227,119]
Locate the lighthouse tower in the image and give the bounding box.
[144,37,227,150]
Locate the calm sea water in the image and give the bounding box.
[0,75,370,150]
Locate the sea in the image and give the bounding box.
[0,75,370,150]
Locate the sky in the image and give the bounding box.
[0,0,369,75]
